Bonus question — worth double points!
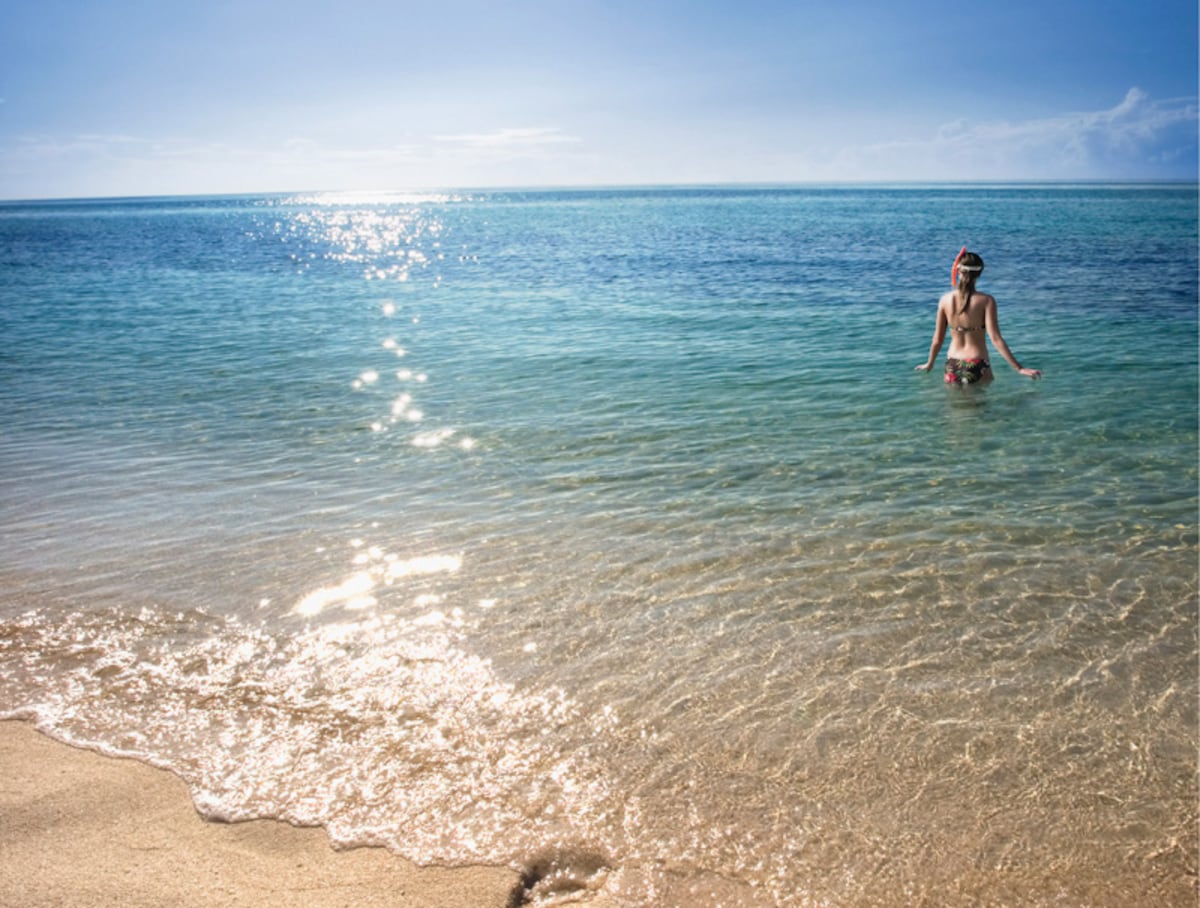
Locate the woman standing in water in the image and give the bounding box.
[915,249,1041,384]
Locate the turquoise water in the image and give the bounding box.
[1,185,1196,906]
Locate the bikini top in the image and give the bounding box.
[949,288,985,333]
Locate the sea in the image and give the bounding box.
[1,184,1196,907]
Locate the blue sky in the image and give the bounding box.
[1,0,1196,198]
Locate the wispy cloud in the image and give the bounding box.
[3,91,1193,199]
[0,127,589,197]
[277,137,425,166]
[827,89,1198,180]
[10,133,142,157]
[433,127,581,150]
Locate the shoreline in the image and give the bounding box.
[0,719,522,907]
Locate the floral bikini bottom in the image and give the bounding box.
[944,357,992,385]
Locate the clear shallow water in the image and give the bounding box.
[1,185,1196,906]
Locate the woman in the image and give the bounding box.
[915,249,1041,384]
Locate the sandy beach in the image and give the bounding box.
[0,720,525,908]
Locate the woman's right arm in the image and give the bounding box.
[915,301,948,372]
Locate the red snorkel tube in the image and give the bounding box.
[951,245,967,287]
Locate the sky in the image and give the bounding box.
[1,0,1196,199]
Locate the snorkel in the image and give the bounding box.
[951,246,967,287]
[952,247,983,287]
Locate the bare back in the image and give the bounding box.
[940,289,993,360]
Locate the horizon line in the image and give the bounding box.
[3,178,1198,205]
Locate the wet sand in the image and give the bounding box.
[0,720,524,907]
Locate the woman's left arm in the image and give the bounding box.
[985,297,1041,379]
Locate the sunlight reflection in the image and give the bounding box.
[384,553,462,581]
[390,393,413,415]
[412,428,455,448]
[295,571,377,616]
[277,190,469,206]
[276,207,442,282]
[292,547,463,617]
[275,195,480,457]
[263,191,458,288]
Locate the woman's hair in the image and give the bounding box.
[955,251,985,316]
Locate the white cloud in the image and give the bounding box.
[3,91,1194,200]
[0,133,439,197]
[433,127,581,149]
[0,126,586,198]
[824,88,1198,180]
[277,137,425,165]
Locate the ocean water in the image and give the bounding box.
[1,185,1196,906]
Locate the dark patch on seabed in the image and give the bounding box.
[508,847,610,906]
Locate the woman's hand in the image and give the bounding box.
[1018,367,1042,379]
[914,363,933,372]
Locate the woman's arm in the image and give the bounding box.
[985,297,1041,379]
[915,301,948,372]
